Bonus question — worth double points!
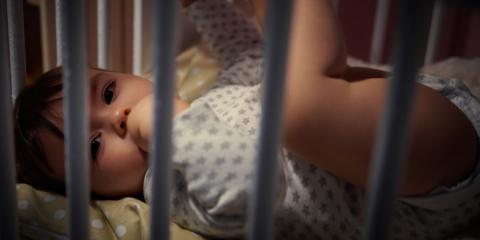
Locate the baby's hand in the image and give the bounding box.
[127,95,153,152]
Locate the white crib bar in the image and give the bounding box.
[133,0,143,75]
[149,1,178,239]
[247,0,293,240]
[0,1,19,239]
[6,0,26,101]
[363,0,429,239]
[59,1,91,239]
[55,0,62,65]
[97,0,110,69]
[369,0,390,64]
[425,0,445,65]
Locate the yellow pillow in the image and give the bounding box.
[16,45,220,240]
[17,184,205,240]
[142,44,221,103]
[175,45,220,103]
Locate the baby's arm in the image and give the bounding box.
[127,0,263,152]
[286,0,348,78]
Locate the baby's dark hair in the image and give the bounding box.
[14,66,66,195]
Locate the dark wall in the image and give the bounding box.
[24,1,42,83]
[338,0,480,64]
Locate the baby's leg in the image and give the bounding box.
[288,0,347,77]
[253,0,347,77]
[265,0,477,196]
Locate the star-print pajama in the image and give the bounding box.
[144,0,480,239]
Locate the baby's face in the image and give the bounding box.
[38,69,152,197]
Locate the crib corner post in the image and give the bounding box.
[0,0,19,239]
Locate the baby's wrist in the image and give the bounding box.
[127,115,147,151]
[137,125,150,152]
[127,95,153,152]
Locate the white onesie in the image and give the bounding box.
[144,0,480,239]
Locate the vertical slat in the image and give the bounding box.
[59,1,90,239]
[247,0,293,240]
[6,0,26,101]
[133,0,143,75]
[425,0,444,65]
[40,0,55,72]
[332,0,339,13]
[369,0,390,64]
[0,0,19,239]
[149,0,178,240]
[363,1,429,240]
[55,0,62,65]
[98,0,110,69]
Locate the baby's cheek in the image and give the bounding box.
[92,137,147,196]
[108,138,147,171]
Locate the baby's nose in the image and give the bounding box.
[113,108,130,137]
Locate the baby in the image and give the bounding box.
[15,0,480,239]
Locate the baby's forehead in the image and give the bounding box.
[89,68,120,82]
[47,69,106,109]
[43,69,122,128]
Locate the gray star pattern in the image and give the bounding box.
[155,1,480,239]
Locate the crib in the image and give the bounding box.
[1,0,479,239]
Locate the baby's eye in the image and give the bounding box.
[103,81,116,105]
[90,133,102,160]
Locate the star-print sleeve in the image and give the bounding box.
[185,0,263,87]
[144,101,286,238]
